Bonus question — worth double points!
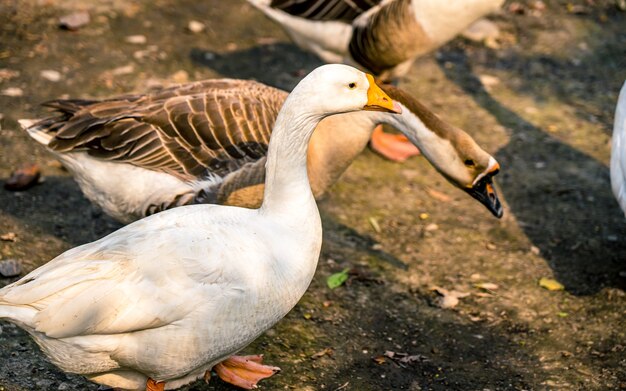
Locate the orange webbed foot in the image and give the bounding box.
[211,354,280,389]
[370,125,421,162]
[146,378,165,391]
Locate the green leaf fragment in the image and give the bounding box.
[327,268,350,289]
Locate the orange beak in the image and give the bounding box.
[364,74,402,114]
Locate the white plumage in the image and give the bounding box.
[0,64,400,390]
[611,81,626,216]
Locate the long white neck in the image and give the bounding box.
[260,90,323,216]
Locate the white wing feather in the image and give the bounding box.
[0,205,255,339]
[611,81,626,216]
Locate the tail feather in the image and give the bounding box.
[42,99,98,114]
[19,119,54,146]
[0,303,36,326]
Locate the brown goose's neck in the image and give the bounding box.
[306,113,377,198]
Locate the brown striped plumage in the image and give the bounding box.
[349,0,428,76]
[39,80,286,181]
[25,78,501,220]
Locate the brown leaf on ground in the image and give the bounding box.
[311,348,333,360]
[431,286,470,309]
[0,232,17,242]
[5,163,40,191]
[474,282,499,291]
[426,188,452,202]
[373,356,386,365]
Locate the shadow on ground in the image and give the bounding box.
[190,43,324,91]
[437,37,626,295]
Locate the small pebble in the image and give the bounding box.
[40,70,61,82]
[486,242,497,251]
[59,11,90,30]
[125,35,147,44]
[425,223,439,232]
[1,87,23,97]
[111,64,135,76]
[0,258,22,277]
[187,20,205,33]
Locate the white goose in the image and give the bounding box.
[246,0,504,161]
[21,81,502,222]
[0,64,401,391]
[611,81,626,216]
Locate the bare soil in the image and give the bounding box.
[0,1,625,390]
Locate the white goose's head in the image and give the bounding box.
[380,84,503,218]
[290,64,402,118]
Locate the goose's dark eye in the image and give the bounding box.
[348,82,357,89]
[464,159,475,167]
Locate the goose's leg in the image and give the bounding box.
[146,378,165,391]
[209,355,280,389]
[369,125,421,162]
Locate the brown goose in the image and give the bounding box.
[246,0,504,161]
[20,78,503,224]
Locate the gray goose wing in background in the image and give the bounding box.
[38,79,288,181]
[268,0,383,22]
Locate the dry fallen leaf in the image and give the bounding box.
[426,188,452,202]
[474,282,499,291]
[431,286,470,309]
[373,355,386,365]
[380,351,426,367]
[0,258,22,277]
[0,232,17,242]
[5,163,41,191]
[539,277,565,291]
[311,348,333,359]
[368,217,381,233]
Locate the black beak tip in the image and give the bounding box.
[466,177,504,219]
[491,200,504,219]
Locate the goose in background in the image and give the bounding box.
[611,81,626,216]
[0,64,401,391]
[246,0,504,161]
[21,80,503,223]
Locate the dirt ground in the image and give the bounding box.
[0,0,625,390]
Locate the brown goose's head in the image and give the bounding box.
[380,84,503,218]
